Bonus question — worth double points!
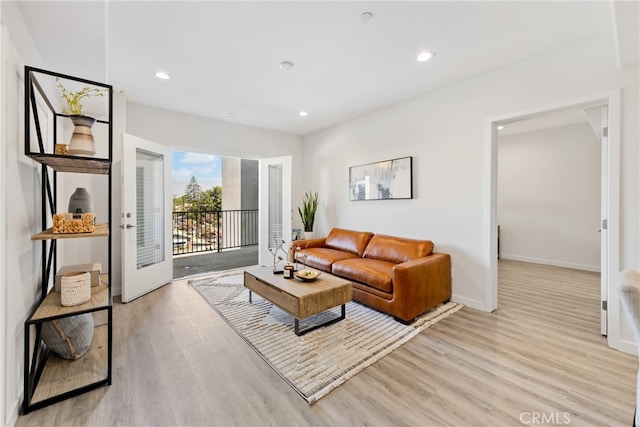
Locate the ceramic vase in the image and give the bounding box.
[68,115,96,157]
[68,187,94,214]
[303,231,314,240]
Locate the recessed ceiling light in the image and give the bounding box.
[299,111,308,117]
[497,125,505,130]
[155,71,170,80]
[360,12,373,22]
[280,61,294,70]
[416,50,435,62]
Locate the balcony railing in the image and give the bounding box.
[172,209,258,256]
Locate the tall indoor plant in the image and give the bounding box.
[298,191,318,239]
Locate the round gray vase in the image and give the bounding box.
[68,187,94,214]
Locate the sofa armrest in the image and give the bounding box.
[392,253,452,321]
[288,238,326,262]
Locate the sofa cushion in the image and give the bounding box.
[296,248,359,271]
[332,258,394,293]
[324,228,374,257]
[363,234,434,264]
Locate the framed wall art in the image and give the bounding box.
[349,156,413,201]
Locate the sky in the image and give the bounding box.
[172,150,222,196]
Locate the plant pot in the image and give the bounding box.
[68,115,96,157]
[303,231,314,240]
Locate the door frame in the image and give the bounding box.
[484,89,630,352]
[0,21,7,427]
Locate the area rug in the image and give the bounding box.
[190,272,463,404]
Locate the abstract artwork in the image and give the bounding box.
[349,156,413,201]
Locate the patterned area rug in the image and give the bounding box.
[190,273,463,404]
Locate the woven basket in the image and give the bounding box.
[61,271,91,307]
[53,213,96,234]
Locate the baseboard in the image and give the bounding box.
[8,396,19,427]
[451,294,486,312]
[500,254,600,273]
[610,337,638,356]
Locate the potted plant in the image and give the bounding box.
[57,78,106,157]
[298,191,318,239]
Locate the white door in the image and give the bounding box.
[258,156,292,269]
[600,106,609,336]
[121,134,173,303]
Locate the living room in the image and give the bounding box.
[2,1,639,426]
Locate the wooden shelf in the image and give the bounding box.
[31,324,109,405]
[27,153,110,174]
[30,278,111,322]
[31,223,109,241]
[23,66,113,414]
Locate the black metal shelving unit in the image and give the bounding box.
[22,66,113,414]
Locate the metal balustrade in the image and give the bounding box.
[172,209,259,255]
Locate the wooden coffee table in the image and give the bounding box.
[244,266,352,336]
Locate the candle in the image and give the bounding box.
[284,265,294,279]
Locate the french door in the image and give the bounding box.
[258,156,292,268]
[121,134,173,303]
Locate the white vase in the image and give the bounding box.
[68,115,96,157]
[303,231,314,240]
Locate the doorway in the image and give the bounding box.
[171,150,259,279]
[496,107,604,334]
[486,90,625,351]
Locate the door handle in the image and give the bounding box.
[120,224,137,229]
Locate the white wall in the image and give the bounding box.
[497,122,601,271]
[126,102,302,163]
[302,34,639,318]
[59,93,126,295]
[1,2,47,425]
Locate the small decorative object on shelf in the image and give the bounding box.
[56,77,105,157]
[68,187,94,214]
[55,144,69,155]
[68,115,97,157]
[60,271,91,307]
[55,262,101,292]
[52,213,96,234]
[269,238,289,274]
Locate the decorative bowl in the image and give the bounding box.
[294,269,321,282]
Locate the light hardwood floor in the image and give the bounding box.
[16,260,637,426]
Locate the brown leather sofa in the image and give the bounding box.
[289,228,451,323]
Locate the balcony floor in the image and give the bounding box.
[173,245,259,279]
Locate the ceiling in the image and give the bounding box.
[15,1,637,137]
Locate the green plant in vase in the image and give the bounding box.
[56,78,106,157]
[298,191,318,236]
[56,78,105,116]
